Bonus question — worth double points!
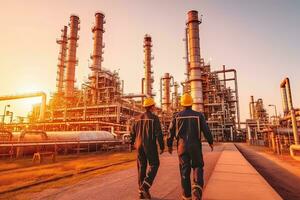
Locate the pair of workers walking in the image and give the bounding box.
[130,93,214,200]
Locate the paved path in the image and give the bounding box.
[31,144,223,200]
[203,143,282,200]
[30,143,282,200]
[236,144,300,200]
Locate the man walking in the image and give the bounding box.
[130,97,165,199]
[167,93,213,200]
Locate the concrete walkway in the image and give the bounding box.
[29,143,282,200]
[203,143,282,200]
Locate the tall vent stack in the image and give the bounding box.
[90,12,105,104]
[56,26,68,95]
[250,95,255,119]
[65,15,80,99]
[143,34,154,97]
[173,81,179,110]
[162,73,171,112]
[187,10,203,111]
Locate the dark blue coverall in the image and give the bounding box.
[130,110,165,191]
[167,107,213,199]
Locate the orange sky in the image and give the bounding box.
[0,0,300,122]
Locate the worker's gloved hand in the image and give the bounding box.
[160,148,164,155]
[209,144,214,152]
[168,147,173,154]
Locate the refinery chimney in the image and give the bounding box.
[173,81,180,110]
[143,34,154,97]
[186,10,203,111]
[65,15,80,99]
[161,73,172,112]
[56,26,68,96]
[90,12,105,104]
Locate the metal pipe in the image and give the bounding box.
[286,78,293,111]
[211,68,241,129]
[281,87,288,115]
[65,15,80,99]
[280,77,292,114]
[90,12,105,104]
[280,77,298,145]
[143,34,153,97]
[56,26,68,95]
[290,109,299,145]
[186,10,203,111]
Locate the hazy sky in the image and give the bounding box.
[0,0,299,121]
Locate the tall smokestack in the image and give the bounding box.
[56,26,68,95]
[250,95,255,119]
[90,12,105,104]
[65,15,80,99]
[143,34,154,97]
[185,27,190,81]
[173,81,179,110]
[187,10,203,111]
[162,73,171,112]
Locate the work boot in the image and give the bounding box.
[140,182,151,199]
[140,189,151,199]
[139,191,145,199]
[192,185,203,200]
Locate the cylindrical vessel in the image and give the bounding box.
[285,78,293,111]
[280,78,293,115]
[65,15,80,99]
[290,109,299,145]
[185,27,190,80]
[250,96,255,119]
[143,35,153,97]
[56,26,68,95]
[162,73,171,112]
[91,12,105,104]
[187,10,203,111]
[281,87,288,115]
[173,82,179,110]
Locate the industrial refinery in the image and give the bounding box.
[0,3,300,199]
[0,7,299,160]
[0,10,241,142]
[0,9,299,159]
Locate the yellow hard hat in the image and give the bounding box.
[143,97,155,107]
[180,93,193,107]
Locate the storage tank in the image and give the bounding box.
[12,130,115,141]
[13,130,116,157]
[46,131,115,141]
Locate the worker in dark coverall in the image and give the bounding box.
[167,93,213,200]
[130,97,165,199]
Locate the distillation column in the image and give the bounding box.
[186,10,203,111]
[249,95,255,119]
[173,82,180,111]
[143,35,154,97]
[90,12,105,104]
[65,15,80,100]
[162,73,171,112]
[56,26,68,96]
